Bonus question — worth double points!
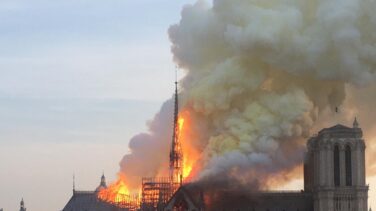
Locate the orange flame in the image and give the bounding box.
[98,175,131,203]
[178,117,184,132]
[178,112,198,179]
[97,111,199,207]
[178,117,193,178]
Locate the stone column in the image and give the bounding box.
[339,145,346,187]
[320,147,326,186]
[324,145,330,186]
[361,145,366,185]
[327,145,334,187]
[354,141,366,186]
[354,145,361,186]
[314,148,320,186]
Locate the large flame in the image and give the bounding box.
[178,112,199,179]
[98,112,197,207]
[98,174,131,203]
[178,117,193,178]
[178,117,185,132]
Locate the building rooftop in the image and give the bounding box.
[316,119,363,139]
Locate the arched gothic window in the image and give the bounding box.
[334,145,340,187]
[345,145,352,186]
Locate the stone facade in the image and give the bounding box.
[164,121,368,211]
[304,121,368,211]
[62,121,369,211]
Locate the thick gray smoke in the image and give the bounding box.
[120,0,376,189]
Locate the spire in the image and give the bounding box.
[95,172,107,192]
[353,117,359,128]
[19,198,26,211]
[100,172,106,187]
[170,67,184,184]
[73,174,75,193]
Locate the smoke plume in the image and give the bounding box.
[120,0,376,189]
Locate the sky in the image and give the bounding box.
[1,0,376,211]
[0,0,194,210]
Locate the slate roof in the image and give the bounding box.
[62,174,128,211]
[165,184,313,211]
[206,190,313,211]
[62,191,129,211]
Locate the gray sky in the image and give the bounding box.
[0,0,194,210]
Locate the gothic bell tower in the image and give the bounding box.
[304,118,368,211]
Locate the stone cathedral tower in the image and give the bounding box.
[304,119,368,211]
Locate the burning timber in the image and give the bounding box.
[61,80,369,211]
[141,177,179,210]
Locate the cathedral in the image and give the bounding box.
[304,119,368,211]
[62,174,130,211]
[62,119,369,211]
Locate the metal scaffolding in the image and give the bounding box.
[97,192,140,211]
[141,77,185,210]
[141,177,181,210]
[97,78,187,211]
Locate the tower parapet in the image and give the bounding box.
[304,119,368,211]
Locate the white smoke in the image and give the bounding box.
[119,100,173,189]
[120,0,376,188]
